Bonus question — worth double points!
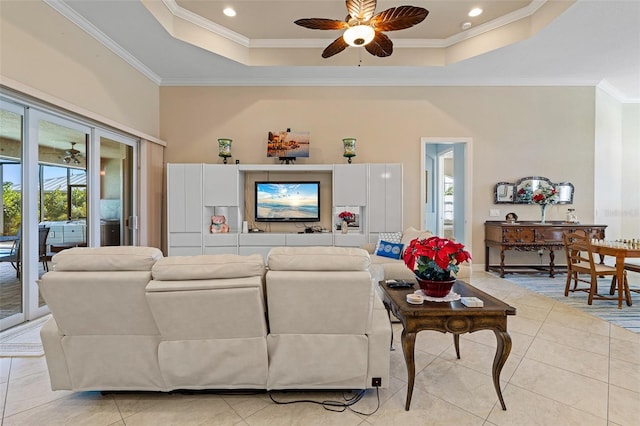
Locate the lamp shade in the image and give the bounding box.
[343,138,356,163]
[343,25,375,46]
[218,138,232,163]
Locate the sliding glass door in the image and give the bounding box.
[96,131,137,247]
[30,109,91,319]
[0,93,140,331]
[0,99,24,328]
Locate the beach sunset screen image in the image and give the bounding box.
[256,182,319,221]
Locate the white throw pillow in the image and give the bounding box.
[400,227,434,255]
[375,232,403,253]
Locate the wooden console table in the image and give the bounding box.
[485,221,607,278]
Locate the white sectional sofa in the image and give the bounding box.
[38,246,391,392]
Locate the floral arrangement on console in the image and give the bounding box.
[517,182,558,223]
[403,236,472,282]
[517,182,559,206]
[338,211,355,222]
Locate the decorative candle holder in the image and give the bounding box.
[342,138,356,163]
[218,138,232,164]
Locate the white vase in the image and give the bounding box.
[540,204,547,223]
[341,220,348,234]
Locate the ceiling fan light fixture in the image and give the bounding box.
[343,25,375,47]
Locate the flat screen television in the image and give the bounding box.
[255,181,320,222]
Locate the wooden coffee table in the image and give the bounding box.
[379,280,516,411]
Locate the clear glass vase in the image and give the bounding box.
[540,204,547,223]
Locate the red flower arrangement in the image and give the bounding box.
[338,211,355,222]
[404,236,472,281]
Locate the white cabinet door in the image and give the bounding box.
[333,164,367,206]
[167,164,202,233]
[203,164,239,206]
[368,164,403,233]
[167,163,203,255]
[385,163,403,232]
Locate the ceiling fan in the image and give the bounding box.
[63,142,82,165]
[294,0,429,58]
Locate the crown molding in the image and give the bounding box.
[597,80,640,104]
[44,0,162,85]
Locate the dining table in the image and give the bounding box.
[589,241,640,308]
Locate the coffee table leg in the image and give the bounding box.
[382,302,395,351]
[492,329,512,410]
[401,329,417,411]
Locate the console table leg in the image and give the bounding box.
[499,249,506,278]
[401,329,417,411]
[492,329,512,410]
[549,249,555,278]
[453,333,461,359]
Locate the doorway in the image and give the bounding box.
[421,138,472,249]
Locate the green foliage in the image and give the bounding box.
[2,170,87,235]
[444,185,454,196]
[2,182,21,235]
[70,187,87,219]
[43,188,67,221]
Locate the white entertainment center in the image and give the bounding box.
[166,163,403,258]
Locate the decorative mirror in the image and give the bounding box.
[494,182,515,203]
[494,176,574,204]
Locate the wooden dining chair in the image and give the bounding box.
[562,231,631,305]
[623,262,640,295]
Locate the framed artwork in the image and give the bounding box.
[267,131,310,158]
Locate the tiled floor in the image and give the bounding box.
[1,271,639,425]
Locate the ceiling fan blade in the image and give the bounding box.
[294,18,349,30]
[365,31,393,57]
[370,6,429,32]
[322,36,349,58]
[346,0,377,21]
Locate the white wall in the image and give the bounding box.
[621,104,640,238]
[160,86,599,266]
[595,88,624,238]
[0,0,160,138]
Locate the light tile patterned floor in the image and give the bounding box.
[1,271,639,425]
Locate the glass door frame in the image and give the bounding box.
[26,108,92,320]
[0,98,26,330]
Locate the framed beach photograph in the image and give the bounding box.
[267,131,310,159]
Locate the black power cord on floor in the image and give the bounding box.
[268,387,380,416]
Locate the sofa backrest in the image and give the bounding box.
[38,246,163,335]
[147,254,268,340]
[266,247,374,335]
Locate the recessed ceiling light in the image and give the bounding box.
[461,22,472,30]
[468,8,483,17]
[223,7,236,17]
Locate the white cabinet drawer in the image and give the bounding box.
[239,233,286,246]
[203,233,238,247]
[169,233,202,247]
[286,233,332,246]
